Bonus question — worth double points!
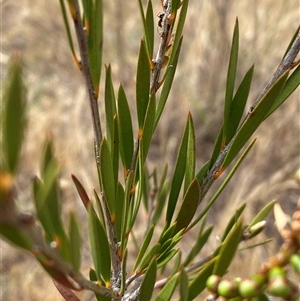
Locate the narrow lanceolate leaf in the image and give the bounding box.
[152,168,170,225]
[282,25,300,59]
[86,0,103,92]
[115,182,125,242]
[155,37,183,129]
[88,205,111,284]
[120,248,128,294]
[226,64,254,142]
[221,203,246,242]
[71,174,91,210]
[68,212,81,273]
[188,258,217,300]
[169,0,188,66]
[104,64,116,150]
[136,39,151,128]
[223,70,289,168]
[195,160,211,186]
[264,64,300,120]
[174,179,200,234]
[3,56,26,174]
[59,0,77,64]
[213,217,243,276]
[0,224,33,251]
[249,199,276,227]
[133,224,155,271]
[100,138,116,217]
[183,225,214,267]
[179,268,189,301]
[184,113,196,193]
[157,249,178,268]
[154,273,179,301]
[140,93,156,166]
[117,84,134,172]
[223,18,239,146]
[139,257,157,301]
[145,0,154,57]
[166,115,189,225]
[138,243,161,272]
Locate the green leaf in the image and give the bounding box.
[223,70,289,168]
[221,203,246,242]
[136,39,151,128]
[184,113,196,193]
[152,168,170,225]
[166,115,189,225]
[282,25,300,59]
[68,212,81,272]
[169,0,188,66]
[226,64,254,142]
[140,93,156,166]
[195,160,211,186]
[104,64,117,150]
[59,0,77,64]
[100,138,116,217]
[120,248,128,295]
[138,243,160,272]
[264,64,300,120]
[249,199,276,227]
[174,179,200,234]
[139,257,157,301]
[179,268,189,301]
[117,84,134,172]
[71,173,91,210]
[154,273,179,301]
[157,249,178,268]
[88,205,111,284]
[223,18,239,146]
[0,224,33,251]
[115,182,125,242]
[158,222,177,246]
[133,224,155,271]
[183,225,214,267]
[120,171,134,253]
[188,258,217,300]
[86,0,103,91]
[155,37,183,129]
[3,56,26,174]
[213,217,243,276]
[145,0,154,57]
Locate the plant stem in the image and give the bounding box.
[71,0,103,164]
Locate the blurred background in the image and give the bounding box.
[1,0,299,300]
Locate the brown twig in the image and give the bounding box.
[71,0,103,163]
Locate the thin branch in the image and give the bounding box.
[150,1,172,93]
[199,28,300,203]
[71,0,103,163]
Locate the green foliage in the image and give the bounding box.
[1,1,300,301]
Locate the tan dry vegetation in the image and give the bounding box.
[1,0,299,300]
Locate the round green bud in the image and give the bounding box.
[206,275,222,293]
[250,292,270,301]
[289,253,300,275]
[218,279,239,298]
[268,266,286,280]
[268,277,290,297]
[251,274,267,288]
[239,279,261,298]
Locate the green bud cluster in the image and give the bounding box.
[206,265,299,301]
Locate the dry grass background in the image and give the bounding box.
[1,0,299,300]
